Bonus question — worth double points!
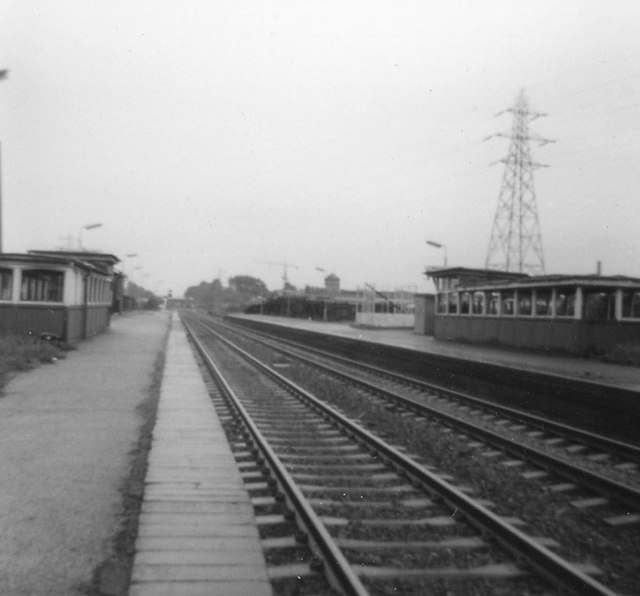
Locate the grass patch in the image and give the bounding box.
[600,343,640,366]
[0,335,68,387]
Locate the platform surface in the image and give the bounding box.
[0,310,170,596]
[231,314,640,392]
[129,316,272,596]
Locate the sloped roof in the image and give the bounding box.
[426,267,529,281]
[0,252,111,275]
[29,250,119,274]
[426,266,640,290]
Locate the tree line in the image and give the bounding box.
[184,275,270,315]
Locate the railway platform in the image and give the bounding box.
[0,310,170,596]
[129,314,272,596]
[229,314,640,392]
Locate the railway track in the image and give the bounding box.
[215,315,640,501]
[181,312,637,595]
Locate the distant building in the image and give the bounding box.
[166,297,194,309]
[256,274,416,327]
[413,293,436,335]
[325,273,340,296]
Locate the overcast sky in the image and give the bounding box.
[1,1,639,296]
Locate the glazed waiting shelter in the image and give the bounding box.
[0,251,118,342]
[426,267,640,355]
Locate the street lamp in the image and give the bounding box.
[121,253,137,283]
[426,240,448,268]
[78,223,102,250]
[315,266,328,321]
[129,266,143,291]
[0,69,9,253]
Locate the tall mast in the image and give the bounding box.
[485,90,552,274]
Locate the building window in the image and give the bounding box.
[448,292,458,314]
[20,270,64,302]
[535,290,552,316]
[0,268,12,300]
[517,290,532,316]
[472,291,485,315]
[555,290,575,317]
[621,291,640,319]
[460,292,471,314]
[585,291,615,320]
[487,292,500,315]
[501,291,515,315]
[436,293,447,314]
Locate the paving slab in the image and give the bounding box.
[129,580,273,596]
[129,316,272,595]
[134,549,267,565]
[132,564,269,582]
[136,536,266,552]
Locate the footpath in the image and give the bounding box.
[0,310,170,596]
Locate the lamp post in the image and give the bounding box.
[315,266,328,321]
[130,266,143,293]
[0,69,9,253]
[154,280,165,308]
[426,240,448,268]
[122,253,137,273]
[121,253,137,290]
[78,223,102,250]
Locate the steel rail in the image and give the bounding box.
[212,317,640,509]
[183,316,369,596]
[223,316,640,463]
[193,316,619,596]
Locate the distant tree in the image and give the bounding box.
[185,275,270,314]
[127,281,158,301]
[228,276,269,300]
[145,295,161,310]
[283,281,297,292]
[226,275,269,312]
[185,279,221,312]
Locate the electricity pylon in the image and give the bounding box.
[257,261,299,289]
[485,90,553,275]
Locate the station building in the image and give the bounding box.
[0,250,119,342]
[260,274,417,326]
[424,267,640,355]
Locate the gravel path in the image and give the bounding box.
[0,311,170,596]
